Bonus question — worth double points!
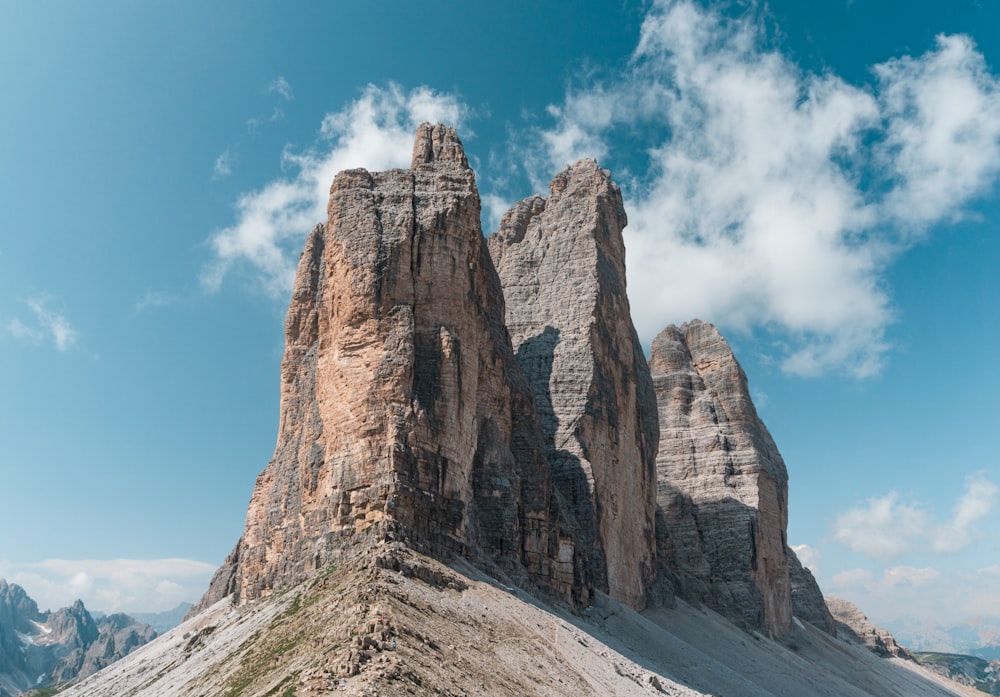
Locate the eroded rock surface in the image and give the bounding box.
[649,320,792,636]
[488,160,658,610]
[828,596,913,659]
[202,124,587,610]
[788,548,836,635]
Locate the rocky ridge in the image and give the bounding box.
[0,579,156,696]
[913,652,1000,695]
[828,596,913,660]
[61,545,980,697]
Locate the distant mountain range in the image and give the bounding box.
[93,602,192,635]
[891,617,1000,659]
[0,579,157,696]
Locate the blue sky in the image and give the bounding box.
[2,0,998,645]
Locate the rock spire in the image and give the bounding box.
[488,159,658,610]
[199,124,588,609]
[649,320,792,636]
[198,126,833,640]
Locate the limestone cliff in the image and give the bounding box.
[788,547,836,635]
[201,124,587,609]
[649,320,792,636]
[488,160,658,610]
[828,596,913,659]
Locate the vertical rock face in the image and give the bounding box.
[487,160,658,610]
[788,548,836,635]
[649,320,792,636]
[210,124,585,606]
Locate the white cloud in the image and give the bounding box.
[0,558,216,614]
[134,289,180,312]
[267,76,293,101]
[831,472,999,559]
[7,297,78,351]
[877,35,1000,226]
[831,492,928,559]
[213,149,233,179]
[519,0,1000,377]
[481,193,515,236]
[931,471,1000,553]
[829,564,1000,627]
[831,568,874,588]
[7,317,42,343]
[205,83,469,295]
[790,543,820,574]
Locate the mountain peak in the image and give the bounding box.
[411,122,469,169]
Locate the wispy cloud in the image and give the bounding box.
[213,148,233,179]
[204,83,469,295]
[267,76,293,101]
[831,471,999,559]
[246,107,286,134]
[830,564,1000,626]
[516,0,1000,377]
[791,543,820,574]
[0,558,215,613]
[7,297,78,351]
[930,472,1000,553]
[134,289,181,312]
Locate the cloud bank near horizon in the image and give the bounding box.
[205,0,1000,378]
[0,558,216,614]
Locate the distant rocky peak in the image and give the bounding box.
[411,122,469,169]
[0,579,41,630]
[828,596,913,660]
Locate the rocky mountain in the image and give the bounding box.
[892,618,1000,659]
[648,320,793,636]
[488,158,658,610]
[196,123,587,614]
[828,597,913,659]
[0,579,156,696]
[63,124,983,697]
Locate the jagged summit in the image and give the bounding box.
[410,122,469,169]
[0,580,156,696]
[72,123,973,697]
[198,123,588,612]
[488,157,657,610]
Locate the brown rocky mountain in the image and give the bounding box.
[0,580,156,696]
[65,124,983,697]
[197,124,588,613]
